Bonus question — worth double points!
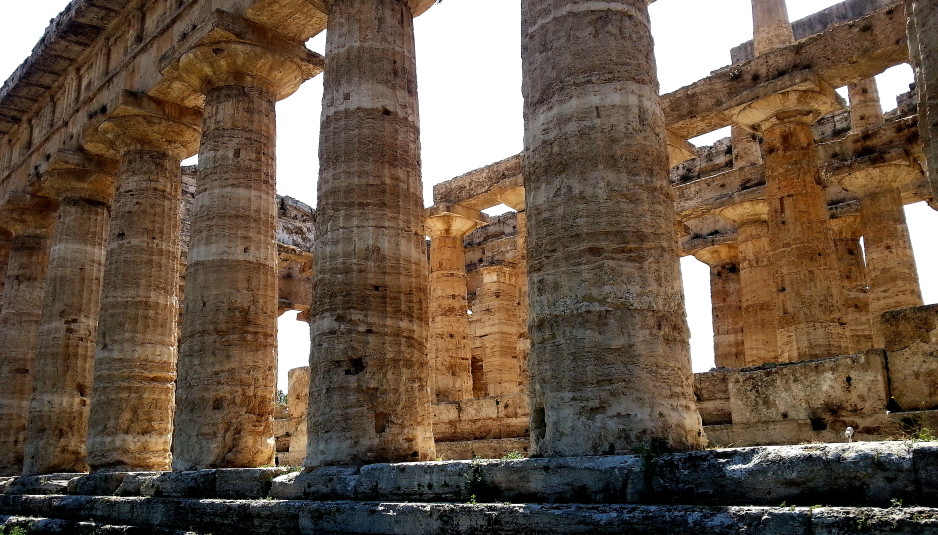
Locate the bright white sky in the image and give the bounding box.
[2,1,936,390]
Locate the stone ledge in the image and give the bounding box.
[1,497,938,535]
[6,443,933,508]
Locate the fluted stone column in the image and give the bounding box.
[475,264,522,397]
[732,126,763,168]
[427,210,484,403]
[848,78,884,131]
[829,215,873,352]
[0,197,57,476]
[85,113,200,472]
[838,156,924,346]
[499,186,530,392]
[309,0,435,466]
[721,201,779,366]
[694,244,746,369]
[731,73,851,362]
[752,0,795,55]
[171,42,310,470]
[23,162,114,475]
[522,0,705,456]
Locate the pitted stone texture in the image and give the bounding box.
[87,139,194,472]
[721,201,779,366]
[830,215,873,352]
[882,305,938,410]
[0,231,11,313]
[309,0,434,465]
[0,230,55,476]
[474,265,522,396]
[4,474,81,496]
[849,77,884,131]
[522,0,704,456]
[24,197,110,475]
[426,211,483,403]
[173,47,291,470]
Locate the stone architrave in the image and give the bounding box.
[694,244,746,369]
[522,0,705,456]
[0,194,58,476]
[829,215,874,352]
[721,201,779,366]
[308,0,435,466]
[475,264,522,397]
[426,207,485,403]
[171,39,314,471]
[729,72,852,362]
[23,156,115,475]
[752,0,796,56]
[836,151,924,346]
[85,111,200,472]
[498,186,530,392]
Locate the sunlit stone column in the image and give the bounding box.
[721,201,779,366]
[171,41,313,470]
[848,77,884,131]
[23,158,114,475]
[730,73,851,362]
[427,208,485,403]
[752,0,795,56]
[499,186,530,392]
[694,244,746,369]
[85,113,200,472]
[829,214,873,352]
[732,126,763,168]
[837,153,924,346]
[522,0,705,456]
[475,264,522,396]
[309,0,435,465]
[0,196,58,476]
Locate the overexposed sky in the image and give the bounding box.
[2,1,936,389]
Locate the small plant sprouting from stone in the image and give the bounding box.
[1,527,29,535]
[463,457,499,503]
[500,450,525,460]
[890,498,904,509]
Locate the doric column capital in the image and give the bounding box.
[82,92,201,160]
[425,204,487,239]
[179,41,308,100]
[34,151,116,205]
[727,71,844,133]
[479,263,517,285]
[720,199,770,226]
[694,243,740,268]
[0,192,58,238]
[498,186,526,212]
[829,148,923,196]
[667,130,697,167]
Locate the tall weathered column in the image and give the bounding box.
[752,0,795,55]
[848,77,884,131]
[730,72,851,361]
[0,194,58,476]
[829,214,874,352]
[309,0,435,465]
[836,152,924,346]
[23,156,115,475]
[907,0,938,201]
[522,0,705,456]
[85,110,200,472]
[171,39,316,470]
[694,244,746,369]
[499,186,530,392]
[426,207,485,403]
[721,201,779,366]
[475,264,522,396]
[732,126,763,168]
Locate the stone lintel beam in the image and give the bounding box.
[662,4,907,140]
[432,155,522,210]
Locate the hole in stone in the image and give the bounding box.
[810,417,828,431]
[344,357,365,376]
[233,148,241,158]
[374,413,388,434]
[781,412,789,419]
[212,47,224,56]
[212,398,223,410]
[381,107,391,116]
[846,375,853,386]
[532,406,546,443]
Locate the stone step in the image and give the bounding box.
[2,497,938,534]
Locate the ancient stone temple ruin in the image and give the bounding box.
[0,0,938,533]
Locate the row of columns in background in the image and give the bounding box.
[0,32,317,476]
[0,0,935,474]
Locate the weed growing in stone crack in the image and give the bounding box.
[500,451,525,460]
[463,458,499,503]
[890,498,904,509]
[1,527,28,535]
